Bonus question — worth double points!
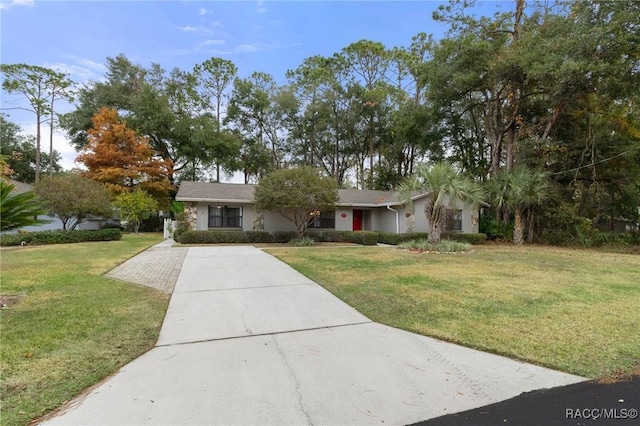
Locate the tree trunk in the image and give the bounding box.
[428,219,442,244]
[427,201,443,244]
[35,114,42,183]
[49,106,55,177]
[513,209,524,245]
[505,122,516,172]
[527,210,536,243]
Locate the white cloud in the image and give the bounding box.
[200,39,226,46]
[256,0,266,13]
[177,25,197,32]
[0,0,34,10]
[236,42,276,53]
[177,25,212,34]
[236,44,259,53]
[44,56,107,83]
[206,42,279,56]
[198,8,211,16]
[19,122,78,172]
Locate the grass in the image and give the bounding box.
[267,244,640,378]
[0,233,168,426]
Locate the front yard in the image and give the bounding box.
[267,244,640,378]
[0,234,167,426]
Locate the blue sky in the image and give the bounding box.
[1,0,513,172]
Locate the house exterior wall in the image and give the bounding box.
[335,208,353,231]
[194,202,256,231]
[372,207,407,233]
[189,198,479,234]
[262,210,297,233]
[410,197,479,234]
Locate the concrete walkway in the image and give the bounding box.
[41,246,584,425]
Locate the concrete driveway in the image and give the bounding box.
[41,246,584,425]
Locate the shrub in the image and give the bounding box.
[445,233,487,244]
[177,230,274,244]
[353,231,379,246]
[377,232,430,245]
[0,229,122,246]
[287,237,315,246]
[398,239,471,253]
[246,231,277,243]
[272,231,299,243]
[172,211,190,241]
[377,232,403,245]
[479,214,513,240]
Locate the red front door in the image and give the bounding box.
[353,210,362,231]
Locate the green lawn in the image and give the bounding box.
[267,244,640,378]
[0,233,168,426]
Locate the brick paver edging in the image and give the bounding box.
[106,247,188,294]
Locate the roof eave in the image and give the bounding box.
[175,197,254,204]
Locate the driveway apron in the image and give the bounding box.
[41,246,584,425]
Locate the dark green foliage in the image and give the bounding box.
[444,233,487,244]
[177,230,274,244]
[272,231,299,243]
[171,211,190,241]
[377,232,430,245]
[287,237,315,246]
[175,229,479,246]
[0,228,122,246]
[0,180,49,231]
[353,231,380,246]
[479,213,513,241]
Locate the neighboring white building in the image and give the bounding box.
[1,180,117,234]
[175,181,483,235]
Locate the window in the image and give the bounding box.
[208,206,243,228]
[308,210,335,229]
[446,209,462,231]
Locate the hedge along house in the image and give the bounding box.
[175,181,482,235]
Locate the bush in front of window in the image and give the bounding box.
[177,230,274,244]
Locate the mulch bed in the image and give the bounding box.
[411,376,639,426]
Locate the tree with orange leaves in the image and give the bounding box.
[76,107,173,204]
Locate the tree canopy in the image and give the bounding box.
[254,166,339,238]
[35,173,112,231]
[1,0,633,243]
[76,107,174,204]
[399,162,485,243]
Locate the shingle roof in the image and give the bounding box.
[337,189,401,206]
[175,181,405,206]
[176,182,256,203]
[6,180,34,194]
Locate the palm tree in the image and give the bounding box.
[486,166,551,245]
[0,180,49,231]
[398,162,485,244]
